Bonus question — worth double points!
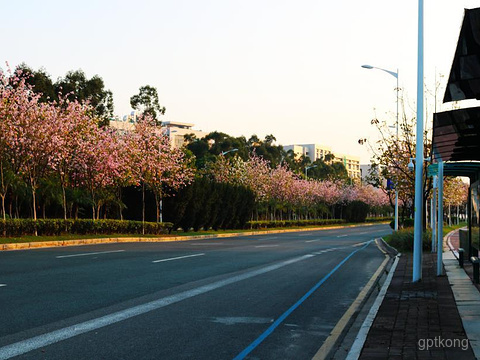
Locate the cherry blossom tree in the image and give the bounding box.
[125,117,194,226]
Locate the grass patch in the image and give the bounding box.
[383,222,467,252]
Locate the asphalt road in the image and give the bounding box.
[0,224,391,360]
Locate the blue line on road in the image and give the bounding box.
[233,241,372,360]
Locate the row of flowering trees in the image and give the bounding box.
[208,154,390,221]
[0,69,194,228]
[1,67,390,232]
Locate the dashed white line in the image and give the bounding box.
[337,235,348,238]
[255,245,279,248]
[152,253,205,263]
[56,250,125,259]
[0,284,6,287]
[305,240,320,243]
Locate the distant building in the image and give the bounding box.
[360,163,387,187]
[109,117,209,149]
[162,121,209,149]
[284,143,361,180]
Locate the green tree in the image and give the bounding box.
[15,64,56,103]
[130,85,166,124]
[55,70,114,127]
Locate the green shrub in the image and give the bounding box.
[0,219,173,237]
[386,228,433,252]
[345,201,370,223]
[366,217,392,223]
[246,219,345,229]
[389,218,415,229]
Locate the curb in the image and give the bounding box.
[311,239,393,360]
[345,254,401,360]
[0,222,389,252]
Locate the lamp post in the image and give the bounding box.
[220,148,239,156]
[361,64,399,232]
[413,0,425,282]
[305,165,317,179]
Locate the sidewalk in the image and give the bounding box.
[358,252,476,360]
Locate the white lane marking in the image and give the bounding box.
[337,235,348,238]
[257,237,278,241]
[358,232,368,235]
[0,284,6,287]
[313,248,338,255]
[353,241,371,247]
[56,250,125,259]
[0,254,314,359]
[255,245,279,248]
[152,253,205,263]
[305,240,320,243]
[190,243,224,246]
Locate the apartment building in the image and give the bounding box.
[284,143,361,179]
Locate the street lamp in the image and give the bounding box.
[305,165,317,179]
[412,0,425,282]
[220,148,238,156]
[362,64,400,232]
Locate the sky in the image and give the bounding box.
[2,0,480,164]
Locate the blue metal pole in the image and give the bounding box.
[431,176,437,252]
[437,162,444,276]
[395,70,399,232]
[413,0,424,282]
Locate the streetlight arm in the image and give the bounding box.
[362,65,398,79]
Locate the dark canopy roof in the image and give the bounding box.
[432,107,480,162]
[444,8,480,103]
[428,162,480,182]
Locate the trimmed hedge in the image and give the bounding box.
[366,217,393,223]
[389,218,415,229]
[246,219,346,229]
[0,219,173,237]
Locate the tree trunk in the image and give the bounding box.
[118,187,123,221]
[155,193,160,223]
[0,163,6,221]
[62,184,67,221]
[0,194,5,221]
[32,186,38,236]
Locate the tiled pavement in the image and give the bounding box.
[358,253,475,360]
